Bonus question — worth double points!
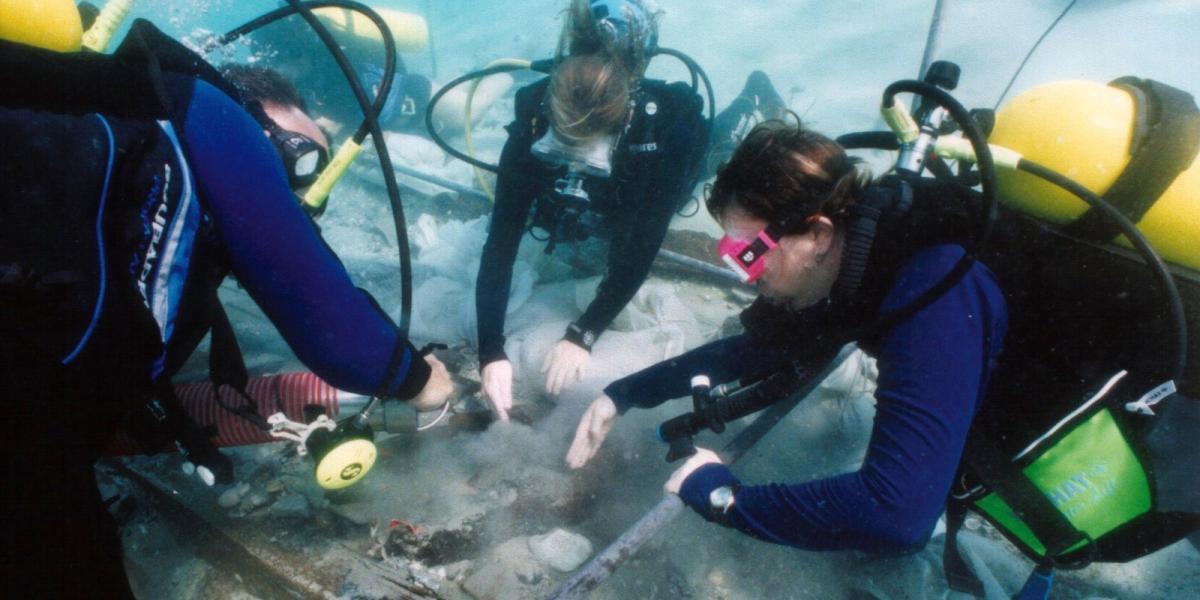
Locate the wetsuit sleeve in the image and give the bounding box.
[677,246,1007,553]
[572,85,709,342]
[177,79,430,398]
[475,84,546,367]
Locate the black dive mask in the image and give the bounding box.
[266,121,329,190]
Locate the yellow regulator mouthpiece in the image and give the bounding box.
[303,139,362,215]
[314,438,377,490]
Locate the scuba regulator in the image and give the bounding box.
[527,127,619,253]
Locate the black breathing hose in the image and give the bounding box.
[218,1,415,394]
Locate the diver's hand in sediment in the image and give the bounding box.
[665,447,723,495]
[543,340,590,395]
[480,360,513,423]
[410,354,454,412]
[566,395,617,469]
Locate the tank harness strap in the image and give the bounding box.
[1063,78,1200,243]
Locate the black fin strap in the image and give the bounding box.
[1064,78,1200,242]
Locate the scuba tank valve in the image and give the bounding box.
[894,60,960,176]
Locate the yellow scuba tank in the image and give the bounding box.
[0,0,83,52]
[313,6,428,53]
[989,79,1200,271]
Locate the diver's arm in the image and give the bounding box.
[475,98,544,367]
[177,78,430,398]
[572,84,710,346]
[676,246,1007,553]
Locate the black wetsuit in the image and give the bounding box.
[476,77,708,365]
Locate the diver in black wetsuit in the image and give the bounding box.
[0,14,452,596]
[475,0,788,419]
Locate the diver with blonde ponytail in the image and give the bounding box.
[476,0,707,420]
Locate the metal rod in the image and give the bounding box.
[919,0,948,80]
[546,346,856,600]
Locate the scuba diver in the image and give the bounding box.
[475,0,787,420]
[0,2,452,595]
[567,106,1199,595]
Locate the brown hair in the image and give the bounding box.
[547,53,631,142]
[706,121,866,232]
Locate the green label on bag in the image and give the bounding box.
[975,408,1151,557]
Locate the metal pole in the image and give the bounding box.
[546,347,857,600]
[919,0,947,80]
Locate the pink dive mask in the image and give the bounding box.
[718,229,779,283]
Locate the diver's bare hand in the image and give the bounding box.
[566,395,617,469]
[543,340,590,395]
[410,354,454,412]
[480,359,513,422]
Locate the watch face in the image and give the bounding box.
[582,331,596,346]
[710,485,735,509]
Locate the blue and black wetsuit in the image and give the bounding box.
[607,244,1008,552]
[0,75,427,596]
[476,77,709,366]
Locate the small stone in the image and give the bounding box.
[269,493,311,519]
[247,493,269,509]
[528,529,593,573]
[265,479,284,494]
[218,483,249,509]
